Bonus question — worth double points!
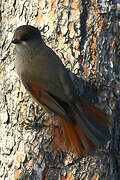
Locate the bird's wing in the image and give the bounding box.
[22,79,70,120]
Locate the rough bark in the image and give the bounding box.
[0,0,120,179]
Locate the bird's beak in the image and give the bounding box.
[12,39,22,44]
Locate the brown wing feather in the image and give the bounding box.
[22,80,69,120]
[22,79,110,156]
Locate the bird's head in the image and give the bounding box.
[12,25,43,48]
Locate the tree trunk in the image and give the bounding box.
[0,0,120,179]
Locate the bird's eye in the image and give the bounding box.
[21,36,28,41]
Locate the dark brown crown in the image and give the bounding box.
[13,25,42,42]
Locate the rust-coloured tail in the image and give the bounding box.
[60,97,110,156]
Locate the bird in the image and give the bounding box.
[12,25,110,156]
